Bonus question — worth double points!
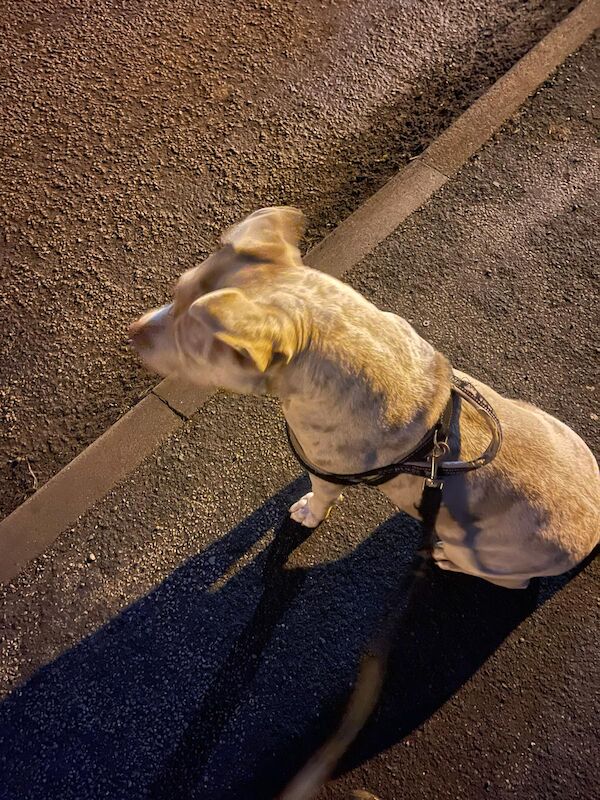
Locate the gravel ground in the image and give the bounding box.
[0,37,598,800]
[0,0,578,517]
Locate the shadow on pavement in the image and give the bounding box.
[0,476,575,800]
[247,555,545,799]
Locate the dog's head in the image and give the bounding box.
[128,207,307,393]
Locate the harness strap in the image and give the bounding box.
[285,374,502,487]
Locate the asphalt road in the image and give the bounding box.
[0,0,578,517]
[1,37,598,800]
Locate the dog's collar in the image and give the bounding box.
[285,375,502,487]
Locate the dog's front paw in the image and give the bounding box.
[289,492,327,528]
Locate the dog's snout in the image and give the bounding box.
[128,318,153,350]
[128,305,172,351]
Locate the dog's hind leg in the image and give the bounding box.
[289,474,345,528]
[433,541,530,589]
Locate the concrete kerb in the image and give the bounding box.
[1,0,598,584]
[0,396,181,583]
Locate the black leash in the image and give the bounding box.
[279,482,445,800]
[279,377,501,800]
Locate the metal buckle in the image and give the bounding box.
[424,429,449,489]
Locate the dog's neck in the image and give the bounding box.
[271,340,452,474]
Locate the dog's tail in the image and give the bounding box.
[278,646,387,800]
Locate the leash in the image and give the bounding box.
[279,376,501,800]
[278,493,442,800]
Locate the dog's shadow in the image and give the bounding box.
[0,479,576,800]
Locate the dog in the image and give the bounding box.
[129,206,599,589]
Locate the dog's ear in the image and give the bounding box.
[188,288,295,372]
[221,206,306,264]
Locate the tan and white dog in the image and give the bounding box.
[129,206,599,589]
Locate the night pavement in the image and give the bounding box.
[0,32,598,800]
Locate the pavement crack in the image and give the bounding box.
[151,391,189,421]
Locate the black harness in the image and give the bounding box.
[285,374,502,544]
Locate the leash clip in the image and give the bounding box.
[424,429,449,489]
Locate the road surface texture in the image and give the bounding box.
[0,0,579,517]
[0,31,598,800]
